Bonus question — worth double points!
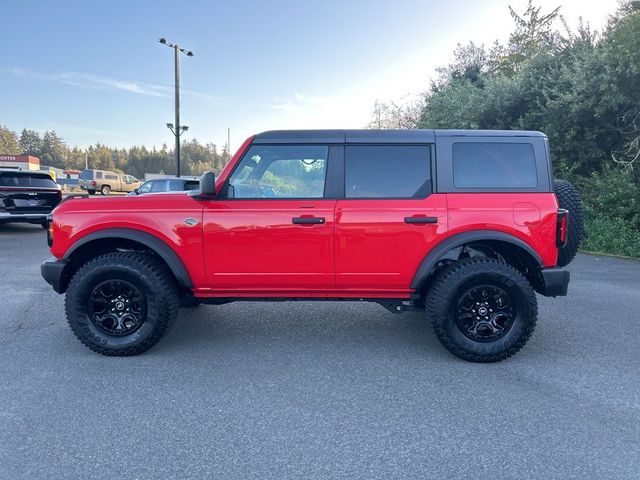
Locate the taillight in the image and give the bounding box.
[556,209,568,248]
[46,215,54,247]
[91,180,96,186]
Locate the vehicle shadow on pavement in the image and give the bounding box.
[0,224,46,236]
[159,301,447,360]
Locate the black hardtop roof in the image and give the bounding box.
[253,129,547,144]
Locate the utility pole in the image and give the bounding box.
[159,37,193,177]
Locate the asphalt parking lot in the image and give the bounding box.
[0,223,639,479]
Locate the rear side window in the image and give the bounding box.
[105,174,118,180]
[345,145,431,198]
[180,180,200,191]
[0,174,57,188]
[96,171,103,179]
[452,143,537,188]
[168,179,199,191]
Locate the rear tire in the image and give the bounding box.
[554,179,584,267]
[87,189,96,195]
[100,185,111,195]
[65,251,179,356]
[426,257,538,362]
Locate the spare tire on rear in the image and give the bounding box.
[554,179,584,267]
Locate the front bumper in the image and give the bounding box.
[41,257,69,294]
[539,267,570,297]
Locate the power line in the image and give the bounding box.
[0,49,175,89]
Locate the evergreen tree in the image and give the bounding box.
[0,125,21,154]
[19,129,43,157]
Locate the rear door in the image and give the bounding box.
[202,144,338,293]
[335,144,447,294]
[0,172,61,214]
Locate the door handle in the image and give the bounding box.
[404,216,438,224]
[292,216,326,225]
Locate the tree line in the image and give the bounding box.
[369,1,640,257]
[0,126,231,179]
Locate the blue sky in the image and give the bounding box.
[1,0,616,151]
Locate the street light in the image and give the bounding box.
[159,37,193,177]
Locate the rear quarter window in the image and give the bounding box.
[452,142,537,188]
[0,174,57,188]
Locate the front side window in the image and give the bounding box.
[452,142,537,188]
[227,145,328,198]
[137,181,153,194]
[150,181,167,193]
[345,145,431,198]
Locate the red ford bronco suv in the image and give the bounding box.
[41,130,583,362]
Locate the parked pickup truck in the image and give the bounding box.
[42,129,583,362]
[78,169,140,195]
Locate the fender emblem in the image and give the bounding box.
[183,217,199,226]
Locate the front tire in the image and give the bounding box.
[426,257,537,362]
[65,251,179,356]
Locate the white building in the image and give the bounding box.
[0,154,40,171]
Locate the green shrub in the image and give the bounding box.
[583,215,640,258]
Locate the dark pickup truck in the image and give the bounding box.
[0,170,62,227]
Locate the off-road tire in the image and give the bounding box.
[554,179,584,267]
[426,257,538,363]
[65,251,179,356]
[100,185,111,195]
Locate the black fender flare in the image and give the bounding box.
[64,228,193,289]
[410,230,543,290]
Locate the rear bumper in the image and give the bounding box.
[539,267,570,297]
[0,211,50,224]
[41,257,69,294]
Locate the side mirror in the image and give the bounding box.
[199,171,216,196]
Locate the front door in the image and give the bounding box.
[335,144,447,295]
[202,144,336,294]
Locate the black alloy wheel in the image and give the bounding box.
[88,279,147,336]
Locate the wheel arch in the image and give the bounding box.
[411,230,543,292]
[61,228,193,292]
